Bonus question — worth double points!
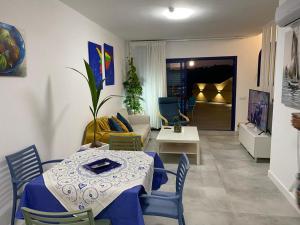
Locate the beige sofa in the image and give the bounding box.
[118,109,151,148]
[83,109,151,149]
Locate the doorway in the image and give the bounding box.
[166,56,237,131]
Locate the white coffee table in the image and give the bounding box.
[156,126,200,165]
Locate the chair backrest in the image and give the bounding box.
[158,97,180,122]
[176,154,190,197]
[22,207,95,225]
[109,135,142,151]
[6,145,43,191]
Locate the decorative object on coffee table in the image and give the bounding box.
[68,60,118,148]
[174,116,182,133]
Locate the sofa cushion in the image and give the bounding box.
[118,108,129,120]
[108,118,123,132]
[112,116,129,132]
[132,124,150,143]
[98,117,111,131]
[117,113,134,132]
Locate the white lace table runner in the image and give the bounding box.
[43,149,154,216]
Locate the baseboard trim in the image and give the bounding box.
[268,169,300,214]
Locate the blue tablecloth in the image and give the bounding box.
[16,152,167,225]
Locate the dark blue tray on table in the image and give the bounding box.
[83,158,121,174]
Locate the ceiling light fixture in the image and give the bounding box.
[163,7,193,20]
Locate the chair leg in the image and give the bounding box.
[178,214,185,225]
[11,195,17,225]
[178,217,184,225]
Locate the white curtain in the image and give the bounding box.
[129,41,167,129]
[260,21,277,98]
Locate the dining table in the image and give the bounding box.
[16,149,168,225]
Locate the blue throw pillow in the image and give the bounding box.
[117,113,134,132]
[108,118,123,132]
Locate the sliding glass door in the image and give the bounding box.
[166,57,237,131]
[166,61,187,113]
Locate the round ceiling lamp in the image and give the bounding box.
[163,6,193,20]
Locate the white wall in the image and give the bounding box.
[268,0,300,211]
[0,0,125,223]
[166,35,262,130]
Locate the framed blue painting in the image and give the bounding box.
[88,41,102,88]
[104,43,115,85]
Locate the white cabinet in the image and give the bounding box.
[238,123,271,161]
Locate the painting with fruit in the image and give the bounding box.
[0,22,26,77]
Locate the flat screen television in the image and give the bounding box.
[247,89,270,132]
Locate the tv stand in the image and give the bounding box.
[238,123,271,162]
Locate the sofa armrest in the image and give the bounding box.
[128,115,150,125]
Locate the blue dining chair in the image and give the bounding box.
[139,154,190,225]
[5,145,63,225]
[158,97,190,126]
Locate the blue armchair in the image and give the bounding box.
[140,154,190,225]
[187,95,196,120]
[158,97,190,126]
[5,145,63,225]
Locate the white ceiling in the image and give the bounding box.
[60,0,279,40]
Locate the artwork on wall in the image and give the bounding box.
[104,43,115,86]
[88,41,103,88]
[282,26,300,109]
[0,22,26,77]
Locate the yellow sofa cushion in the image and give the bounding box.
[98,116,111,131]
[112,116,129,132]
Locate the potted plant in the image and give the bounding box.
[69,60,116,148]
[123,57,143,114]
[173,116,182,133]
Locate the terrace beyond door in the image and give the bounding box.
[166,57,237,131]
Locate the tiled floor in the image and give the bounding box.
[144,130,300,225]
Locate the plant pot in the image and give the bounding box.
[174,124,182,133]
[90,141,103,148]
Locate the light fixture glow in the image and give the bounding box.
[189,60,195,67]
[163,7,193,20]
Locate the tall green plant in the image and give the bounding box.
[68,60,116,147]
[123,57,143,114]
